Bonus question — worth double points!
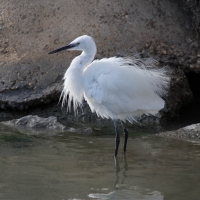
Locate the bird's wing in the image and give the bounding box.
[83,56,169,118]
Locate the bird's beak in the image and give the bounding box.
[48,43,76,54]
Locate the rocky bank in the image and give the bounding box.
[0,0,200,130]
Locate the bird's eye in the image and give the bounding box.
[77,42,80,46]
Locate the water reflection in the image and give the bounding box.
[88,189,163,200]
[88,156,164,200]
[0,123,200,200]
[114,156,128,190]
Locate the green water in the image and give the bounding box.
[0,124,200,200]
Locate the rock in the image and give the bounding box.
[0,0,199,126]
[158,123,200,141]
[1,115,66,130]
[190,64,195,69]
[0,104,6,110]
[67,127,93,133]
[0,112,13,118]
[160,68,193,122]
[0,0,193,112]
[1,114,94,136]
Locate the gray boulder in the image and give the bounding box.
[1,115,93,137]
[1,115,65,130]
[158,123,200,141]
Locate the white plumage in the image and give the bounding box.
[83,56,168,122]
[49,35,170,156]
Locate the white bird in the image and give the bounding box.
[49,35,170,157]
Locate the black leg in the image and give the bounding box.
[120,121,128,154]
[114,120,120,157]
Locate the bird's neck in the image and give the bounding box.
[80,51,95,69]
[71,50,96,72]
[63,50,96,108]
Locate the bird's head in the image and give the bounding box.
[48,35,96,55]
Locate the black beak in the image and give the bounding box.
[48,43,76,54]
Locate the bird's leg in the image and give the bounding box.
[114,120,120,157]
[120,121,128,154]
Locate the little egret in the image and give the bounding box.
[49,35,170,157]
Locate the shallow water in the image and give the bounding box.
[0,124,200,200]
